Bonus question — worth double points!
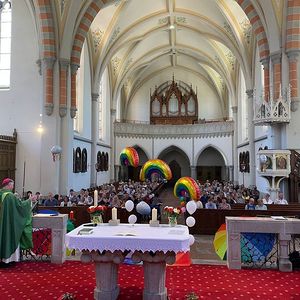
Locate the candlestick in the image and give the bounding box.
[152,208,157,222]
[112,207,117,221]
[94,190,98,207]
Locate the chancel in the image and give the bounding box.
[1,0,300,299]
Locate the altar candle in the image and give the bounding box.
[94,190,98,207]
[112,207,117,221]
[69,211,74,220]
[152,208,157,222]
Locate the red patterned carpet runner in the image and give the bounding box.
[1,261,300,299]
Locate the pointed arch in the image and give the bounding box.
[196,145,228,166]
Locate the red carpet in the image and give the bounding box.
[1,261,300,299]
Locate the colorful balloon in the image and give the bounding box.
[174,177,201,200]
[120,147,139,167]
[139,159,172,181]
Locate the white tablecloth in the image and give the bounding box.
[66,223,190,253]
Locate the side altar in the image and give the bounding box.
[32,214,68,264]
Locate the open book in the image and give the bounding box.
[114,232,137,236]
[271,216,286,220]
[78,228,94,235]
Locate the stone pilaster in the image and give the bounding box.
[287,50,300,112]
[246,89,255,186]
[271,52,282,100]
[59,59,70,117]
[70,63,79,118]
[190,166,197,180]
[110,109,117,182]
[261,57,270,101]
[231,106,238,183]
[91,93,99,186]
[43,57,56,116]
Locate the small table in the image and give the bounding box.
[32,213,68,264]
[66,223,190,300]
[226,216,300,272]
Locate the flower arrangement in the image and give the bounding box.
[87,205,107,224]
[163,206,183,226]
[163,206,183,217]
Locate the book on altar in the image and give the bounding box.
[114,232,137,236]
[78,228,94,235]
[271,216,286,220]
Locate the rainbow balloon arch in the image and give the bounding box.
[120,147,139,167]
[174,176,201,204]
[139,159,172,182]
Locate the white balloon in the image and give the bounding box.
[128,214,137,224]
[196,201,203,209]
[125,200,134,212]
[186,201,197,215]
[189,234,195,246]
[186,216,196,227]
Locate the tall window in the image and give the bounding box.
[98,79,103,140]
[0,0,11,88]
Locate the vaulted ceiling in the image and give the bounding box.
[57,0,283,114]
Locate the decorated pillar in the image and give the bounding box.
[231,106,238,183]
[59,59,69,117]
[246,89,255,186]
[70,63,79,118]
[91,93,99,187]
[287,51,300,111]
[271,53,282,100]
[43,57,55,116]
[111,109,117,182]
[261,57,270,100]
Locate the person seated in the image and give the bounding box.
[83,190,93,205]
[44,192,58,206]
[60,195,72,207]
[262,193,273,204]
[218,197,231,210]
[274,192,288,205]
[68,189,79,205]
[255,199,267,210]
[205,197,217,209]
[245,198,256,210]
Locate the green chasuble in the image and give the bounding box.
[0,189,33,260]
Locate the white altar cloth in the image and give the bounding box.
[66,223,190,254]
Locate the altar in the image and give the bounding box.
[226,216,300,272]
[66,223,190,300]
[32,214,68,264]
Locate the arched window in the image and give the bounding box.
[74,147,82,173]
[81,148,87,173]
[0,0,11,88]
[105,152,109,171]
[96,151,101,172]
[100,151,105,171]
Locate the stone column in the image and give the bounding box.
[59,59,69,117]
[271,52,282,100]
[261,57,270,101]
[287,50,300,112]
[91,93,99,187]
[132,250,176,300]
[81,250,126,300]
[70,63,79,118]
[190,166,197,180]
[43,57,56,116]
[278,233,293,272]
[231,106,238,183]
[114,165,120,181]
[246,89,255,186]
[110,109,117,182]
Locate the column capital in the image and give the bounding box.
[271,52,282,64]
[231,106,238,113]
[42,57,56,69]
[91,93,99,102]
[287,50,300,62]
[70,63,80,75]
[260,57,270,69]
[246,89,254,98]
[59,59,70,70]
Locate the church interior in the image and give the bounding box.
[1,0,300,299]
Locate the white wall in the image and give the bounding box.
[0,1,43,194]
[126,69,223,122]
